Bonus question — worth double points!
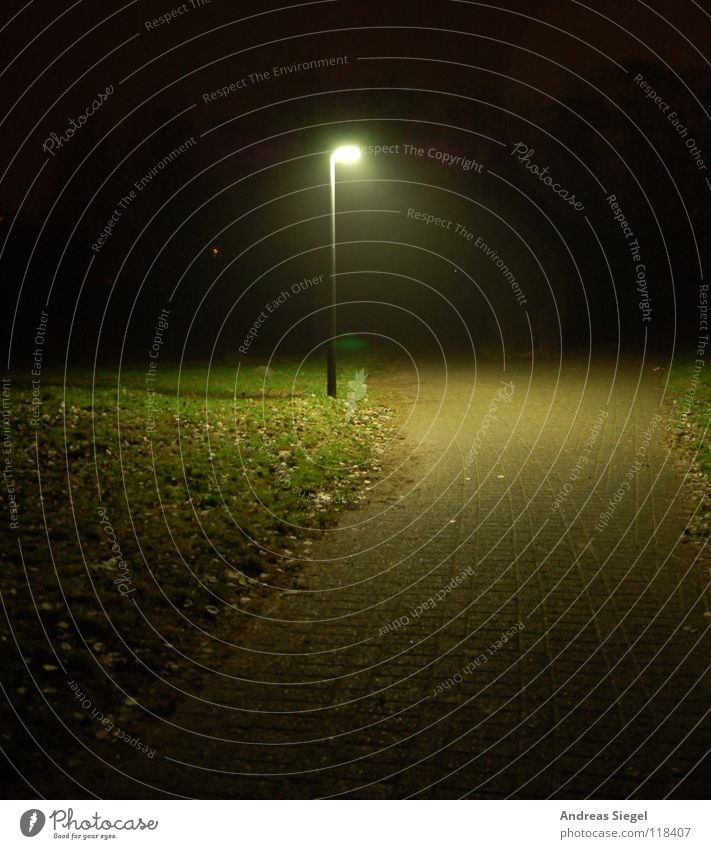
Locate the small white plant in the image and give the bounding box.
[345,369,367,422]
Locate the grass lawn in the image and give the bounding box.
[1,349,395,775]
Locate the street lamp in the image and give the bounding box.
[327,144,361,397]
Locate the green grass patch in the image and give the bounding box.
[664,358,711,474]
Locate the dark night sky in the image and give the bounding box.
[1,0,709,366]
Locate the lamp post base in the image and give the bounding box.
[326,342,337,397]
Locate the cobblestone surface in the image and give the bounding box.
[35,359,711,798]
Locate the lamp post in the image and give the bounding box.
[327,144,361,397]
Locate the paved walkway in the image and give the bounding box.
[115,358,709,798]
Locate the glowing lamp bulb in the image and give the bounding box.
[331,145,361,164]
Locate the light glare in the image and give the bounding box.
[332,145,361,164]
